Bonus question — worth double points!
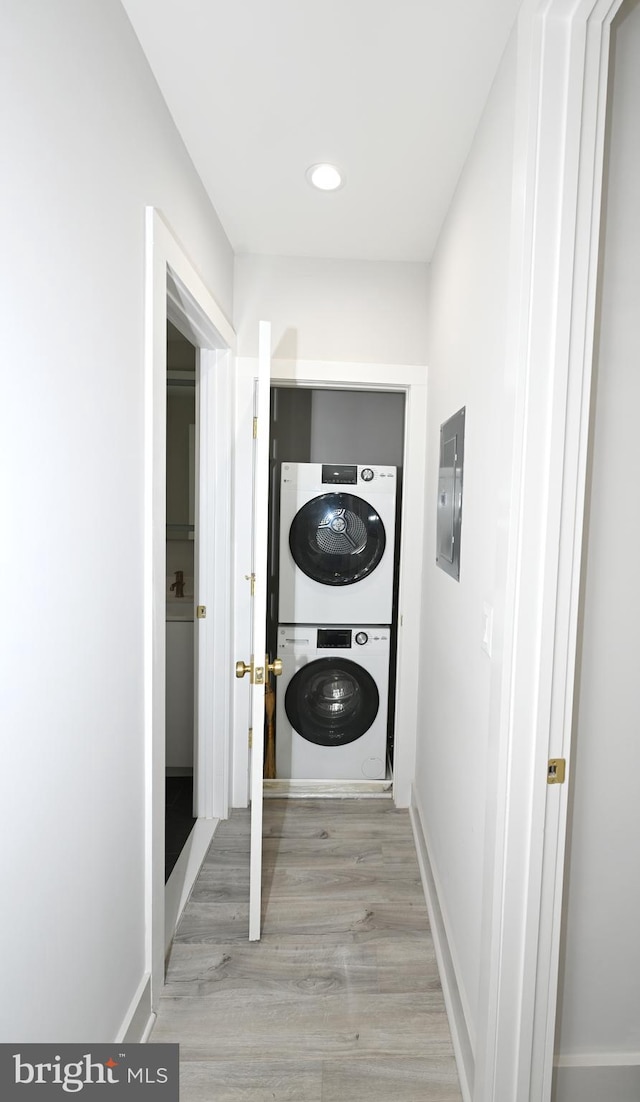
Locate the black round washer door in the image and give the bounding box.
[285,657,380,748]
[289,492,386,587]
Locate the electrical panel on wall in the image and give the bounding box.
[436,407,465,581]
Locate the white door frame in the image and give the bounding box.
[144,208,236,1007]
[231,357,427,810]
[248,323,273,941]
[474,2,623,1099]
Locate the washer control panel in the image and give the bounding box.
[278,626,390,655]
[317,627,352,649]
[312,627,388,651]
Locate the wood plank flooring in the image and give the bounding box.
[152,799,462,1102]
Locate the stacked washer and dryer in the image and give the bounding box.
[276,462,397,781]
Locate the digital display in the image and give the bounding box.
[317,628,352,648]
[321,464,358,485]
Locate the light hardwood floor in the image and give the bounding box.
[152,798,462,1102]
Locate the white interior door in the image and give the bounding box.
[238,321,271,941]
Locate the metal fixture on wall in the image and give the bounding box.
[436,407,465,581]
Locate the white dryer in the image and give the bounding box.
[278,462,397,625]
[275,624,390,781]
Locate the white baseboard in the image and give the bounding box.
[116,973,153,1043]
[552,1063,640,1101]
[409,787,474,1102]
[263,778,393,799]
[140,1012,157,1044]
[555,1053,640,1067]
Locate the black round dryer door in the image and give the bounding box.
[289,492,386,586]
[285,657,380,748]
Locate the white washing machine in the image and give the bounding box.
[278,462,397,625]
[275,624,390,781]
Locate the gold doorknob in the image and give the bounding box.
[267,657,283,677]
[236,660,252,679]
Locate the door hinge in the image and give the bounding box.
[250,573,255,596]
[248,727,253,749]
[253,416,258,439]
[547,758,566,785]
[196,605,206,619]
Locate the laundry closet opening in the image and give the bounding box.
[266,385,405,795]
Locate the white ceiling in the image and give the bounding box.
[121,0,523,263]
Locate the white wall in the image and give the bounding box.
[0,0,233,1042]
[413,29,517,1071]
[234,254,429,364]
[554,2,640,1094]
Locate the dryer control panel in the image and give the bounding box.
[321,464,358,484]
[318,463,396,486]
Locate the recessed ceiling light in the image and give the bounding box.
[306,163,344,191]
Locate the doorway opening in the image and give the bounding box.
[165,320,197,880]
[266,385,406,792]
[145,206,236,1011]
